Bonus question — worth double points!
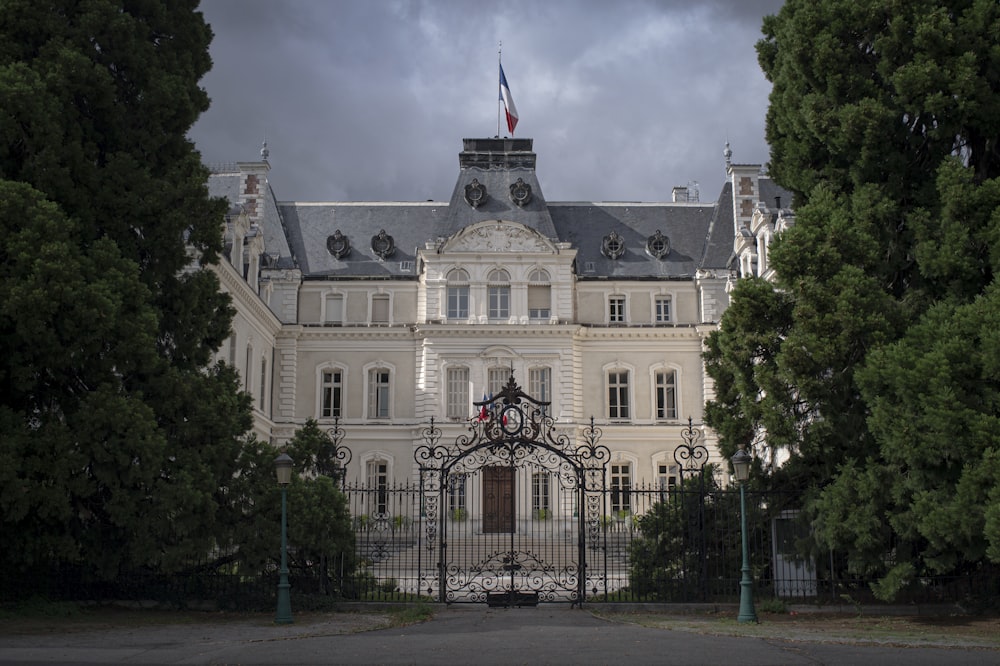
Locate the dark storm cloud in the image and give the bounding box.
[190,0,785,203]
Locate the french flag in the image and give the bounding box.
[499,64,518,135]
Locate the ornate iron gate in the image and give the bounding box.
[414,374,609,604]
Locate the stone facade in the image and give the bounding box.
[209,138,791,495]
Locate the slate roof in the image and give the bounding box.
[549,202,718,278]
[207,139,791,280]
[278,202,447,278]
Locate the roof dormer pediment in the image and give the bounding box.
[440,220,559,254]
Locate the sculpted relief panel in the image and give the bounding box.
[447,222,554,254]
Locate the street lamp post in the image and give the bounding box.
[274,453,294,624]
[731,448,758,624]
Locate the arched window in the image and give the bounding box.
[487,269,510,320]
[447,268,470,320]
[527,269,551,320]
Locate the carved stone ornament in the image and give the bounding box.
[464,178,487,208]
[371,229,396,259]
[646,229,670,259]
[448,222,555,253]
[601,230,625,260]
[509,177,532,207]
[326,229,352,258]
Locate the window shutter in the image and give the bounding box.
[528,285,550,310]
[372,295,389,323]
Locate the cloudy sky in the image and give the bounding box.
[189,0,785,204]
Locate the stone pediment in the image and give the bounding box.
[442,220,557,254]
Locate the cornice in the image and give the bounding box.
[274,322,705,341]
[213,262,281,332]
[413,325,578,339]
[294,326,416,341]
[574,326,701,340]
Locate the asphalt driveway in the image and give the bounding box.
[1,605,997,665]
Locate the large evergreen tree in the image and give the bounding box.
[0,1,251,579]
[705,0,1000,598]
[224,422,356,598]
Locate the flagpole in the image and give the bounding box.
[497,41,502,139]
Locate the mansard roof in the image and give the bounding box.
[207,138,791,280]
[207,164,294,269]
[549,202,717,279]
[437,138,557,240]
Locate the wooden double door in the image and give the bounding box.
[482,466,514,533]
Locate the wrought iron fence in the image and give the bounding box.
[8,480,999,608]
[334,479,1000,606]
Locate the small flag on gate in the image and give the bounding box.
[479,393,489,421]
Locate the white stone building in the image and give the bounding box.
[208,137,790,499]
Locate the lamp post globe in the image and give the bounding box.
[274,453,294,624]
[731,448,757,624]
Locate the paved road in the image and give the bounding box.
[1,605,997,665]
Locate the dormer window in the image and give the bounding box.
[327,229,351,258]
[464,178,487,208]
[646,230,670,259]
[509,177,532,207]
[602,231,625,259]
[371,229,395,259]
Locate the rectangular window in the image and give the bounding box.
[245,346,252,391]
[321,370,343,418]
[488,285,510,319]
[447,286,469,319]
[655,297,671,324]
[448,474,466,516]
[372,294,389,323]
[259,359,267,409]
[367,460,389,516]
[608,371,630,420]
[609,296,626,323]
[657,463,680,499]
[488,367,508,397]
[610,463,631,514]
[368,369,390,419]
[656,370,677,420]
[532,472,550,516]
[326,294,344,324]
[529,367,551,414]
[528,285,551,319]
[447,367,470,419]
